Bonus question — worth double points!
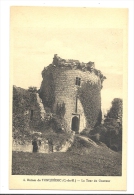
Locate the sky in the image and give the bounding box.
[10,7,127,111]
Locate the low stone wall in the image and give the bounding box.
[12,140,49,153]
[12,140,33,153]
[12,133,75,153]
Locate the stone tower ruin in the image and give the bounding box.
[39,54,106,133]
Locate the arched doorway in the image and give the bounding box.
[71,116,79,133]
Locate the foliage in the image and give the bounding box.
[56,102,66,118]
[41,128,73,151]
[78,81,101,128]
[89,121,122,151]
[39,73,55,110]
[80,128,92,136]
[94,109,102,127]
[104,121,122,151]
[89,98,123,151]
[13,86,30,132]
[46,114,70,133]
[28,86,37,93]
[105,98,122,123]
[13,86,43,134]
[89,133,100,143]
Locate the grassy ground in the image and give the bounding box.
[12,146,122,176]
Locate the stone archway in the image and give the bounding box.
[71,116,79,133]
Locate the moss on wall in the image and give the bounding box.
[78,81,101,128]
[39,71,55,111]
[13,86,43,133]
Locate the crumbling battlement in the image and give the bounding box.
[51,54,106,85]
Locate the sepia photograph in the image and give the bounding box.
[9,6,128,190]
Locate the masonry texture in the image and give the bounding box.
[39,54,106,133]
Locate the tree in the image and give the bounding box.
[105,98,122,124]
[103,98,123,151]
[90,98,123,151]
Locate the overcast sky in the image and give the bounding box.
[11,7,127,111]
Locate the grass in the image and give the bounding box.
[12,146,122,176]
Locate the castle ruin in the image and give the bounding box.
[39,54,106,133]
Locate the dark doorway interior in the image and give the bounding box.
[71,116,79,133]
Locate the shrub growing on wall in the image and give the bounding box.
[13,86,31,133]
[56,102,66,118]
[39,73,55,111]
[13,86,43,134]
[28,86,37,93]
[78,81,101,128]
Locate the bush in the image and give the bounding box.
[41,128,74,151]
[80,128,91,136]
[90,122,122,151]
[49,115,69,132]
[89,133,100,143]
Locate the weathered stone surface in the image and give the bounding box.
[39,55,105,133]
